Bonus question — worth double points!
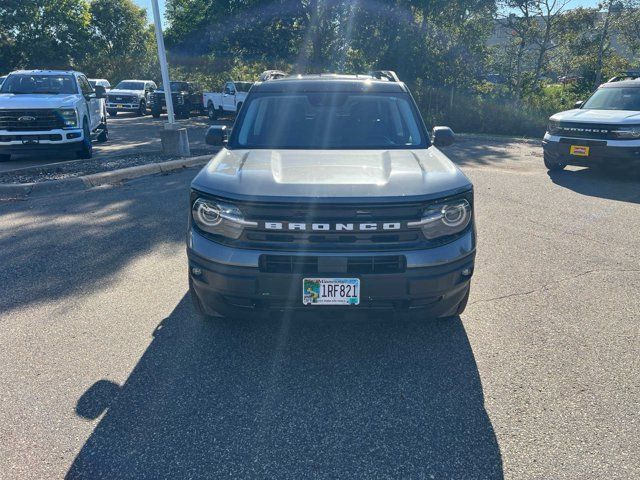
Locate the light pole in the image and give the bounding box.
[151,0,175,124]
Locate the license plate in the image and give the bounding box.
[570,145,590,156]
[22,139,39,145]
[117,104,124,108]
[303,278,360,306]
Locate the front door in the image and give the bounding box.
[223,82,236,111]
[78,75,101,130]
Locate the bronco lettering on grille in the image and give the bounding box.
[263,222,404,231]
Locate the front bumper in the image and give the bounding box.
[187,229,476,316]
[542,134,640,167]
[0,128,84,154]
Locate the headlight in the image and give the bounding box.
[409,198,472,240]
[192,198,256,239]
[611,126,640,139]
[59,109,77,128]
[547,120,560,135]
[177,96,184,104]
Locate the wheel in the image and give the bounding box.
[76,120,93,159]
[97,127,108,143]
[107,110,117,117]
[208,103,218,120]
[137,100,147,116]
[151,110,161,118]
[0,154,10,162]
[544,152,566,171]
[454,284,470,316]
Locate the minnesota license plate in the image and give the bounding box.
[570,145,590,156]
[302,278,360,306]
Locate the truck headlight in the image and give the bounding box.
[547,120,561,135]
[409,198,472,240]
[611,126,640,139]
[192,198,256,239]
[59,109,78,128]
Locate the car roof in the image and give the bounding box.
[252,74,408,93]
[601,79,640,88]
[10,69,79,76]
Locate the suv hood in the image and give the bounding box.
[551,108,640,124]
[192,148,471,201]
[0,93,79,109]
[108,89,143,96]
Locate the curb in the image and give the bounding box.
[0,154,212,201]
[457,132,541,146]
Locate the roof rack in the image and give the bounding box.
[606,70,640,83]
[368,70,400,82]
[259,70,288,81]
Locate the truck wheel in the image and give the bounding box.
[97,127,108,143]
[76,120,93,159]
[152,110,161,118]
[544,152,566,172]
[0,154,10,162]
[108,110,117,117]
[137,100,147,116]
[208,103,218,121]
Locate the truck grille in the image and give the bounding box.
[0,109,66,131]
[235,200,429,251]
[108,94,136,103]
[260,255,406,274]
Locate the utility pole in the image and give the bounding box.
[150,0,189,156]
[151,0,175,124]
[594,1,622,88]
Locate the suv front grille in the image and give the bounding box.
[554,122,616,140]
[0,109,66,131]
[260,255,406,274]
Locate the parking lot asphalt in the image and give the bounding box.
[0,113,219,173]
[0,138,639,479]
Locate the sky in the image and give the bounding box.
[132,0,604,26]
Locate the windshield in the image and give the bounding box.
[0,74,77,94]
[235,82,253,92]
[159,82,188,92]
[231,92,426,149]
[115,81,145,90]
[582,87,640,111]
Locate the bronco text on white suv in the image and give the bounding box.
[543,78,640,171]
[189,73,475,320]
[0,70,108,161]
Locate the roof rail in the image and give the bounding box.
[259,70,288,81]
[368,70,400,82]
[606,70,640,83]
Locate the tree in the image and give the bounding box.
[0,0,91,72]
[80,0,158,82]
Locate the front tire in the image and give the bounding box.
[108,109,117,117]
[76,120,93,159]
[151,109,161,118]
[544,152,566,172]
[208,103,218,121]
[97,127,108,143]
[137,100,147,116]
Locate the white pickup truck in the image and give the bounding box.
[202,81,254,120]
[0,70,108,161]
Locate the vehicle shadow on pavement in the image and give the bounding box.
[548,168,640,204]
[67,296,503,479]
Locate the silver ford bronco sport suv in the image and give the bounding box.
[188,72,475,319]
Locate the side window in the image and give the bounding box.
[224,82,235,95]
[78,75,92,95]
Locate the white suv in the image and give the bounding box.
[106,80,156,117]
[0,70,108,161]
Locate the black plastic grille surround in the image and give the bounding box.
[191,189,474,252]
[260,255,406,274]
[0,109,66,131]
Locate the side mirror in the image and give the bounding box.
[205,125,228,146]
[574,100,584,109]
[432,126,455,147]
[93,85,106,99]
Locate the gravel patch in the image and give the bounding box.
[0,149,212,184]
